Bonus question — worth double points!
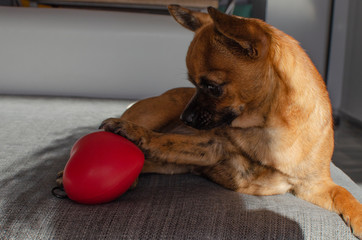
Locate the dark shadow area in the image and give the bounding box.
[333,116,362,184]
[0,125,304,239]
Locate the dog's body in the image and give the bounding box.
[87,5,362,238]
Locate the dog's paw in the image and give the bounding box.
[56,170,64,187]
[99,118,151,148]
[99,118,122,133]
[349,207,362,240]
[342,204,362,240]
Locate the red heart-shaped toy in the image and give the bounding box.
[62,131,144,204]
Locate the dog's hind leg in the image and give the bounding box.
[295,180,362,239]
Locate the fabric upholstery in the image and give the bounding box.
[0,96,361,239]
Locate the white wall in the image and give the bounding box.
[0,7,193,99]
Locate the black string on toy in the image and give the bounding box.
[51,186,68,199]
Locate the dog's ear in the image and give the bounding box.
[208,7,269,58]
[168,5,212,31]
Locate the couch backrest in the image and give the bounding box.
[0,7,193,99]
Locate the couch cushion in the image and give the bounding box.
[0,96,361,239]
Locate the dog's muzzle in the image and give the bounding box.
[181,108,238,130]
[181,110,213,129]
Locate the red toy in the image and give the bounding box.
[62,131,144,204]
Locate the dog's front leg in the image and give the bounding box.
[100,118,224,166]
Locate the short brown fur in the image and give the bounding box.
[72,5,362,238]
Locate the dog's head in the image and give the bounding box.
[169,5,276,130]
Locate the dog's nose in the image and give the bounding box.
[181,112,195,126]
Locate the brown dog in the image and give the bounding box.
[98,5,362,238]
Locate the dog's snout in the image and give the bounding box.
[181,112,195,126]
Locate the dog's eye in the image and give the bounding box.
[206,84,222,97]
[199,76,223,97]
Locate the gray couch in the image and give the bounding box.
[1,95,361,239]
